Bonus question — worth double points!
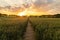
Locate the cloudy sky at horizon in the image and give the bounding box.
[0,0,60,15]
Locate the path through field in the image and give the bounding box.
[23,21,35,40]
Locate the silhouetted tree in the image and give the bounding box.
[54,14,60,18]
[0,13,2,17]
[0,13,7,17]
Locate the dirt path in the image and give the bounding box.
[23,22,35,40]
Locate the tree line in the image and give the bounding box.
[0,13,19,17]
[0,13,60,18]
[39,14,60,18]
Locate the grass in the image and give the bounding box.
[30,17,60,40]
[0,16,28,40]
[0,16,60,40]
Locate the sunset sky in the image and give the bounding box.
[0,0,59,7]
[0,0,60,16]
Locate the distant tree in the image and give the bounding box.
[9,15,19,17]
[54,14,60,18]
[0,13,7,17]
[0,13,2,17]
[2,14,7,17]
[39,14,60,18]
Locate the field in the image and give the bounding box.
[29,17,60,40]
[0,16,28,40]
[0,16,60,40]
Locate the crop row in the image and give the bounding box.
[0,17,28,40]
[30,17,60,40]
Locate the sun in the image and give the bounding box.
[18,11,26,16]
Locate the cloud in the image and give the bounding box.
[0,0,59,7]
[0,0,60,15]
[0,0,9,7]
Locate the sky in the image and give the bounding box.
[0,0,59,7]
[0,0,35,7]
[0,0,60,15]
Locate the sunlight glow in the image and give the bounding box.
[18,11,26,16]
[17,6,47,16]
